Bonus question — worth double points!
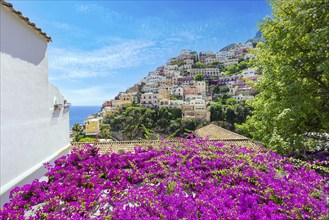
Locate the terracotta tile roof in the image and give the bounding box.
[1,0,52,42]
[195,123,249,140]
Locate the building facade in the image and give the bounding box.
[84,117,102,135]
[0,1,70,205]
[140,92,164,107]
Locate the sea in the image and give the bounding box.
[69,106,101,129]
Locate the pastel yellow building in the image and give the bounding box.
[84,117,102,135]
[119,92,137,102]
[111,99,132,109]
[102,107,118,117]
[159,88,171,99]
[195,81,207,95]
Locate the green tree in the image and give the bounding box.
[72,123,84,142]
[168,119,181,134]
[212,85,221,95]
[225,65,239,75]
[239,0,329,155]
[220,87,229,93]
[73,133,85,142]
[72,123,83,134]
[210,103,223,121]
[195,61,204,69]
[99,124,111,139]
[156,107,182,133]
[181,119,198,132]
[194,74,205,81]
[225,98,237,106]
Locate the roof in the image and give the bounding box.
[1,0,52,42]
[195,123,249,140]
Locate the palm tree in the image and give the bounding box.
[72,123,83,134]
[99,124,112,139]
[71,123,84,142]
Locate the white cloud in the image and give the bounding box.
[49,21,86,35]
[177,31,202,41]
[63,85,125,106]
[48,40,156,81]
[51,21,71,30]
[76,4,90,13]
[75,3,131,24]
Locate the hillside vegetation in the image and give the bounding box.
[238,0,329,155]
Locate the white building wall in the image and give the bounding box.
[0,5,70,205]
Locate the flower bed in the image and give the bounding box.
[1,137,328,219]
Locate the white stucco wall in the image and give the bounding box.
[0,5,70,205]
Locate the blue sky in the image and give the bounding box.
[10,0,272,106]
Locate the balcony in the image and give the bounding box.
[64,102,71,108]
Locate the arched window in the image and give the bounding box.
[53,96,58,105]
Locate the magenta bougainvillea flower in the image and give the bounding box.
[1,137,328,219]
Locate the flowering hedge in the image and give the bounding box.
[1,138,328,219]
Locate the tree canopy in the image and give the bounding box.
[194,74,205,81]
[194,61,205,69]
[210,98,252,131]
[102,106,205,140]
[99,124,111,139]
[239,0,329,155]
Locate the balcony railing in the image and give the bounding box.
[64,102,71,108]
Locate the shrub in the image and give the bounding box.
[1,137,328,219]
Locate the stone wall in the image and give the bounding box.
[71,139,260,154]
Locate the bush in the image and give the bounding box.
[1,137,328,219]
[78,137,96,142]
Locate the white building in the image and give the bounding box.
[164,69,180,78]
[228,86,239,96]
[164,64,179,71]
[159,99,185,108]
[184,58,194,65]
[204,57,219,65]
[222,58,239,67]
[182,99,210,121]
[188,68,222,78]
[232,94,254,104]
[178,64,193,70]
[216,51,235,60]
[185,94,204,101]
[241,67,258,77]
[0,1,70,205]
[171,86,184,97]
[180,49,192,55]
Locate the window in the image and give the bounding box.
[53,96,58,105]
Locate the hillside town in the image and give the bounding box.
[83,42,260,136]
